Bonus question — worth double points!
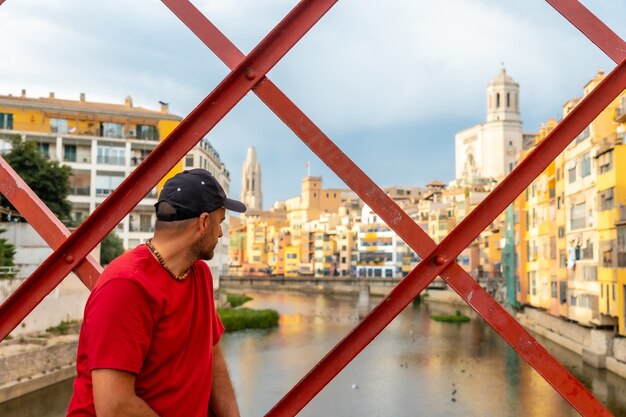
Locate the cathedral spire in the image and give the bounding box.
[240,147,263,211]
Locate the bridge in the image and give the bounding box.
[220,275,447,295]
[0,0,624,416]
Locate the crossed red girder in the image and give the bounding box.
[0,0,624,415]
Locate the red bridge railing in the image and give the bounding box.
[0,1,624,416]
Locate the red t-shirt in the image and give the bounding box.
[67,245,224,417]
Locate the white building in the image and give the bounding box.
[355,204,406,278]
[455,67,534,183]
[0,92,233,283]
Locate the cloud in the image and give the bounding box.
[0,0,624,206]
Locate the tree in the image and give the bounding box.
[0,138,72,223]
[101,231,124,265]
[0,227,16,277]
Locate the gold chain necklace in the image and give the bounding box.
[145,239,190,280]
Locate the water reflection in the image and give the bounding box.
[2,291,626,417]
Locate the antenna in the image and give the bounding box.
[305,161,311,177]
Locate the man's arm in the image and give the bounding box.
[209,344,240,417]
[92,369,159,417]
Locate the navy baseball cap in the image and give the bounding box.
[155,169,246,221]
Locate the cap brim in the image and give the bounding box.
[223,198,247,213]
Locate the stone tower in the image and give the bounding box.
[240,147,263,210]
[455,66,526,182]
[486,67,521,123]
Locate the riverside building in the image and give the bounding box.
[0,90,232,279]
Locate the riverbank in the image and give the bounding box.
[0,333,78,404]
[420,288,626,378]
[3,285,626,405]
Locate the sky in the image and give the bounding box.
[1,0,625,208]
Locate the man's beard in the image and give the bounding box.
[192,232,216,261]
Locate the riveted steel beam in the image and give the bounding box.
[161,2,617,416]
[163,2,618,416]
[0,0,338,341]
[0,157,102,289]
[547,0,626,63]
[266,56,626,417]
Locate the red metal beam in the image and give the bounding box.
[163,2,616,416]
[0,158,102,289]
[547,0,626,63]
[265,56,626,417]
[0,0,338,341]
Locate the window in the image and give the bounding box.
[95,173,124,196]
[580,152,591,177]
[0,113,13,130]
[39,143,50,159]
[618,226,626,268]
[559,250,567,268]
[69,172,90,196]
[496,93,500,108]
[575,126,590,144]
[100,122,123,138]
[50,118,69,134]
[139,214,153,232]
[97,146,125,165]
[598,188,614,211]
[601,240,615,268]
[506,92,510,108]
[560,281,567,305]
[385,269,393,278]
[581,239,593,260]
[597,150,613,174]
[558,226,565,238]
[550,237,556,260]
[185,155,194,167]
[137,125,158,141]
[570,203,585,230]
[551,279,557,298]
[64,144,77,162]
[568,164,577,183]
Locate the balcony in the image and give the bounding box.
[97,155,125,166]
[617,205,626,226]
[129,224,154,233]
[615,105,626,123]
[70,187,90,196]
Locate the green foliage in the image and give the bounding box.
[0,227,15,276]
[46,320,78,335]
[217,307,279,332]
[430,310,471,323]
[1,138,72,223]
[100,231,124,265]
[226,292,253,308]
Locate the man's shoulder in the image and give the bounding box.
[95,246,155,289]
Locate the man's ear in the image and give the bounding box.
[198,212,211,233]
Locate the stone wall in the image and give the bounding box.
[0,335,77,387]
[523,307,590,346]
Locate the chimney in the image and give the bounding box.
[49,92,55,99]
[159,101,169,113]
[80,93,86,102]
[21,89,26,97]
[124,95,133,107]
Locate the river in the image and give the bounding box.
[2,291,626,417]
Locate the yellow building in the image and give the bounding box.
[523,121,558,313]
[601,92,626,334]
[242,210,287,274]
[562,71,620,327]
[0,91,182,248]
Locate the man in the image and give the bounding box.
[67,169,245,417]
